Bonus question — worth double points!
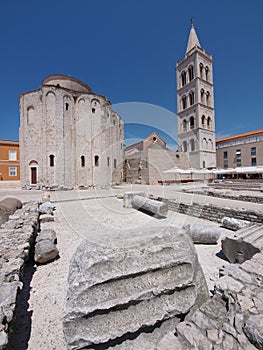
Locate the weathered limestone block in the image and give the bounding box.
[34,240,59,264]
[39,214,54,223]
[36,229,57,244]
[182,224,221,244]
[0,198,22,225]
[221,225,263,264]
[0,330,8,350]
[63,228,209,349]
[244,314,263,349]
[108,318,179,350]
[0,281,23,322]
[132,195,168,217]
[123,191,145,208]
[221,216,251,231]
[38,201,56,215]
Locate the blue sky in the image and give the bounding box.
[0,0,262,146]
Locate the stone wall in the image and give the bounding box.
[163,199,263,224]
[0,201,39,349]
[183,188,263,204]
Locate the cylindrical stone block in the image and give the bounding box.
[132,195,168,217]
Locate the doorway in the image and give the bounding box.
[31,167,37,185]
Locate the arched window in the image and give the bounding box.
[199,63,203,78]
[27,106,34,125]
[207,116,211,128]
[200,88,205,103]
[201,115,205,126]
[206,91,210,105]
[205,66,209,81]
[94,155,99,167]
[190,116,195,129]
[208,139,213,150]
[202,138,208,150]
[190,139,195,152]
[182,95,187,109]
[189,91,195,105]
[188,65,194,81]
[181,71,187,86]
[81,156,85,167]
[183,141,187,152]
[183,119,187,131]
[65,103,69,111]
[49,154,55,167]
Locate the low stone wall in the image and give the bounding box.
[210,181,263,192]
[164,199,263,224]
[183,188,263,204]
[0,201,39,349]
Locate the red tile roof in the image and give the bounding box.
[216,129,263,143]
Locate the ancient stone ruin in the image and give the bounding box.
[63,228,209,349]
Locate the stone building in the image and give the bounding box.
[125,132,189,184]
[0,140,20,181]
[19,74,124,189]
[176,24,216,169]
[216,129,263,169]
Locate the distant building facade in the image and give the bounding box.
[216,129,263,169]
[176,24,216,169]
[19,75,124,189]
[0,140,20,181]
[125,132,189,184]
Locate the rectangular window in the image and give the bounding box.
[251,158,257,166]
[9,167,17,176]
[251,147,256,156]
[223,160,228,168]
[107,157,110,167]
[223,151,228,159]
[9,150,17,161]
[236,159,242,167]
[236,149,241,157]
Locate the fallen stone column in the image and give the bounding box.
[221,216,251,231]
[132,195,168,217]
[182,224,221,244]
[221,224,263,264]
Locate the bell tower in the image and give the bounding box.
[176,23,216,169]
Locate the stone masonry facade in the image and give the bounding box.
[19,75,124,189]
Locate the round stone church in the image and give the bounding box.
[19,74,124,189]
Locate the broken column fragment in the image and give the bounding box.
[63,228,209,349]
[221,224,263,264]
[131,195,168,217]
[182,224,221,244]
[221,216,251,231]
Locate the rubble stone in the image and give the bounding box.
[34,240,59,264]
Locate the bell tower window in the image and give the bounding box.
[188,65,194,81]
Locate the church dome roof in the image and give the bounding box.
[42,74,93,93]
